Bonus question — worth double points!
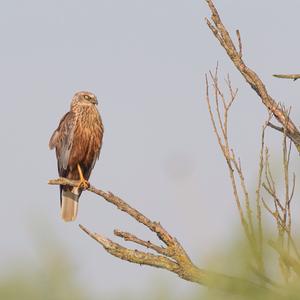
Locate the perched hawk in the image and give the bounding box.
[49,91,104,222]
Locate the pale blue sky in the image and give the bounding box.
[1,0,300,298]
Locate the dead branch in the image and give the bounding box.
[206,69,265,275]
[259,119,300,281]
[273,74,300,81]
[205,0,300,152]
[206,67,300,284]
[255,115,273,262]
[267,122,284,134]
[48,177,270,294]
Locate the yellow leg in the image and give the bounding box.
[77,164,89,189]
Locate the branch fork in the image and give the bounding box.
[48,177,268,294]
[205,0,300,152]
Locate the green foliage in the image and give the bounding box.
[1,235,300,300]
[0,255,88,300]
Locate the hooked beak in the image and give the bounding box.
[91,98,98,105]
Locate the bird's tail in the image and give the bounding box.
[61,188,79,222]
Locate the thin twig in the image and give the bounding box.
[236,29,242,58]
[113,229,169,256]
[267,122,284,134]
[206,69,268,274]
[255,119,271,272]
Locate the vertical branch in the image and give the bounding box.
[282,109,294,256]
[261,110,300,281]
[206,72,248,236]
[230,151,255,244]
[205,69,264,274]
[256,123,267,252]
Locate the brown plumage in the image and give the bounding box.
[49,91,104,221]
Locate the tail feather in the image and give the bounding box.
[61,188,79,222]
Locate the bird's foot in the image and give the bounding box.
[77,178,90,190]
[77,164,90,190]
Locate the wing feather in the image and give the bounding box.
[49,111,76,176]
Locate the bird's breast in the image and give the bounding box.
[68,105,103,168]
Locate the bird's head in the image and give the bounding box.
[71,91,98,107]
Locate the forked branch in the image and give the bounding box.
[205,0,300,152]
[205,69,265,275]
[48,177,269,294]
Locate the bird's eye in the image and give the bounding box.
[84,95,90,100]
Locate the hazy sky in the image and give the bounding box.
[1,0,300,298]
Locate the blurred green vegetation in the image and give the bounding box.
[1,234,300,300]
[200,234,300,300]
[0,248,88,300]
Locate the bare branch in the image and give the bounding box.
[205,69,270,275]
[48,177,270,294]
[259,136,300,267]
[205,0,300,152]
[273,74,300,81]
[113,229,169,256]
[49,178,174,247]
[236,29,242,58]
[267,122,284,134]
[255,116,272,257]
[79,224,179,271]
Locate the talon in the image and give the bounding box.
[78,178,90,189]
[77,164,90,190]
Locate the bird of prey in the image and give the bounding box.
[49,91,104,222]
